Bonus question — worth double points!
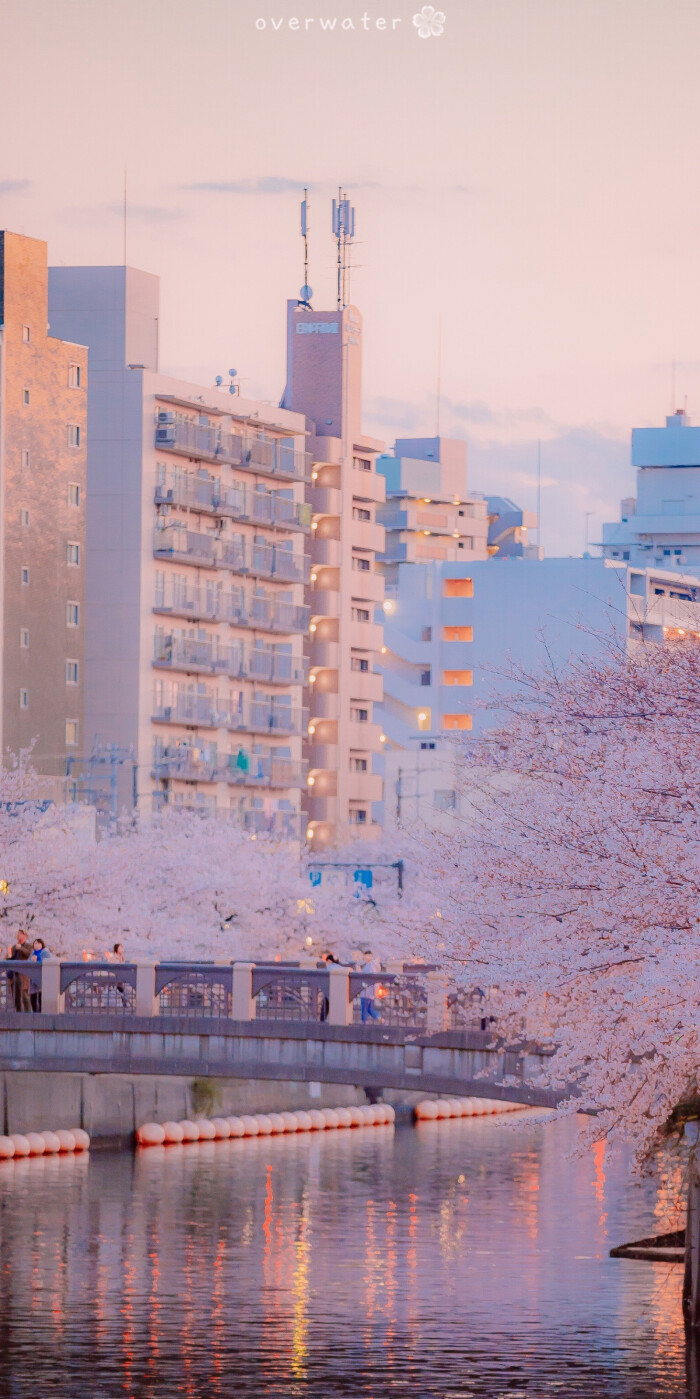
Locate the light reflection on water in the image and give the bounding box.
[0,1113,691,1397]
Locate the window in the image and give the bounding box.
[353,556,371,571]
[350,757,368,771]
[66,542,80,566]
[351,657,369,672]
[68,363,82,388]
[421,626,432,642]
[420,741,436,750]
[353,457,371,472]
[434,790,457,811]
[22,325,30,344]
[352,607,370,622]
[444,670,473,686]
[67,483,80,507]
[351,707,368,722]
[66,660,79,685]
[22,449,30,470]
[22,388,30,406]
[421,669,431,686]
[443,714,473,731]
[20,629,29,649]
[67,424,80,448]
[443,578,473,598]
[353,507,371,521]
[65,720,79,747]
[66,602,79,627]
[443,625,473,642]
[20,566,29,586]
[19,690,28,710]
[349,808,367,825]
[19,509,29,528]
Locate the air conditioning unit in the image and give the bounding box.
[157,411,175,425]
[156,426,176,445]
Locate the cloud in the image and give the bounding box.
[185,178,322,195]
[60,202,184,226]
[0,179,33,196]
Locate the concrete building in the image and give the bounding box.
[48,266,309,836]
[485,495,541,559]
[380,555,700,828]
[602,410,700,574]
[0,232,87,776]
[376,437,489,587]
[281,302,385,845]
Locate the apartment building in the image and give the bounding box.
[281,302,385,844]
[602,410,700,574]
[48,267,308,836]
[377,436,489,587]
[0,232,87,775]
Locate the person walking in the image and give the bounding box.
[10,931,32,1013]
[360,950,382,1023]
[30,938,49,1012]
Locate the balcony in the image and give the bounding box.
[247,649,307,685]
[350,620,383,652]
[154,527,216,568]
[152,694,224,728]
[154,584,307,633]
[347,720,384,750]
[153,751,305,789]
[308,587,340,619]
[351,465,385,504]
[311,538,341,567]
[155,420,311,483]
[305,744,338,772]
[240,809,302,839]
[155,476,311,532]
[308,691,339,722]
[349,670,383,703]
[348,770,383,803]
[154,527,309,584]
[351,519,385,554]
[152,693,306,736]
[309,485,342,516]
[308,638,340,669]
[153,636,305,685]
[305,794,338,824]
[350,568,385,605]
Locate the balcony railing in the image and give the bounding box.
[152,694,306,735]
[153,582,309,635]
[153,636,306,685]
[155,476,311,532]
[154,528,309,584]
[153,753,305,788]
[154,420,311,482]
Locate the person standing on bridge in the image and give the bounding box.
[10,930,31,1013]
[360,951,382,1023]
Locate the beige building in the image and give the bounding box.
[282,303,385,845]
[48,267,308,836]
[0,232,87,776]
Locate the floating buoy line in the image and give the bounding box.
[414,1097,530,1120]
[0,1129,90,1158]
[136,1105,396,1146]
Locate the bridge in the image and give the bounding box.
[0,960,559,1140]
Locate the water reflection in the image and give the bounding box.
[0,1114,691,1397]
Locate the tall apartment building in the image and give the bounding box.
[602,410,700,574]
[281,302,385,845]
[49,267,309,835]
[377,437,490,587]
[0,232,87,776]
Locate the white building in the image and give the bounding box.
[48,266,309,836]
[602,410,700,574]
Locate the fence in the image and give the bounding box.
[0,961,467,1034]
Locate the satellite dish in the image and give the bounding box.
[215,375,223,386]
[228,368,237,378]
[300,284,313,302]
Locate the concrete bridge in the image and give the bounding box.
[0,959,559,1141]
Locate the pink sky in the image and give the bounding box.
[2,0,700,552]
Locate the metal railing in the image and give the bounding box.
[253,968,329,1022]
[60,963,137,1014]
[153,752,305,789]
[0,961,43,1012]
[155,476,311,532]
[156,965,232,1018]
[154,527,309,584]
[350,972,428,1030]
[154,422,311,483]
[153,582,309,635]
[152,692,306,735]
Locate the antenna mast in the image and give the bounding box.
[332,189,356,310]
[299,190,312,309]
[123,166,127,265]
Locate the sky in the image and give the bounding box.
[2,0,700,554]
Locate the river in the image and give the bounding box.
[0,1110,690,1397]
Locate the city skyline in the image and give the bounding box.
[3,0,700,554]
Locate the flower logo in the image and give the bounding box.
[413,5,446,38]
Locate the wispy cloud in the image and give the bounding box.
[0,179,33,196]
[183,176,386,195]
[60,202,184,226]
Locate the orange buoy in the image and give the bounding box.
[10,1135,31,1157]
[294,1111,313,1131]
[196,1120,216,1141]
[240,1115,260,1137]
[161,1121,184,1144]
[280,1112,300,1132]
[55,1130,77,1152]
[210,1119,231,1139]
[267,1114,286,1134]
[347,1107,363,1128]
[136,1123,166,1147]
[321,1109,339,1128]
[335,1108,352,1128]
[227,1117,246,1137]
[307,1110,326,1130]
[384,1104,396,1124]
[255,1115,273,1136]
[415,1100,438,1120]
[0,1136,15,1159]
[179,1120,200,1142]
[40,1131,61,1154]
[68,1128,90,1151]
[24,1132,47,1156]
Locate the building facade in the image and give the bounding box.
[0,232,87,776]
[602,410,700,574]
[282,302,385,845]
[49,267,308,836]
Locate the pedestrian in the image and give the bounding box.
[31,938,49,1012]
[360,949,382,1023]
[10,930,32,1013]
[110,942,128,1008]
[319,951,341,1022]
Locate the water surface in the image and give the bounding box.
[0,1112,690,1397]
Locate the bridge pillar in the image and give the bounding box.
[328,967,352,1026]
[426,972,449,1034]
[232,963,255,1022]
[135,962,158,1018]
[41,960,64,1015]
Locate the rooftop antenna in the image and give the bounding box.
[122,166,127,266]
[671,357,676,413]
[536,439,542,549]
[298,189,313,309]
[435,313,443,438]
[332,188,356,310]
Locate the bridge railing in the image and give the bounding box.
[0,960,464,1034]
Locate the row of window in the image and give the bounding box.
[20,545,80,584]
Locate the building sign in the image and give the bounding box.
[296,322,339,335]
